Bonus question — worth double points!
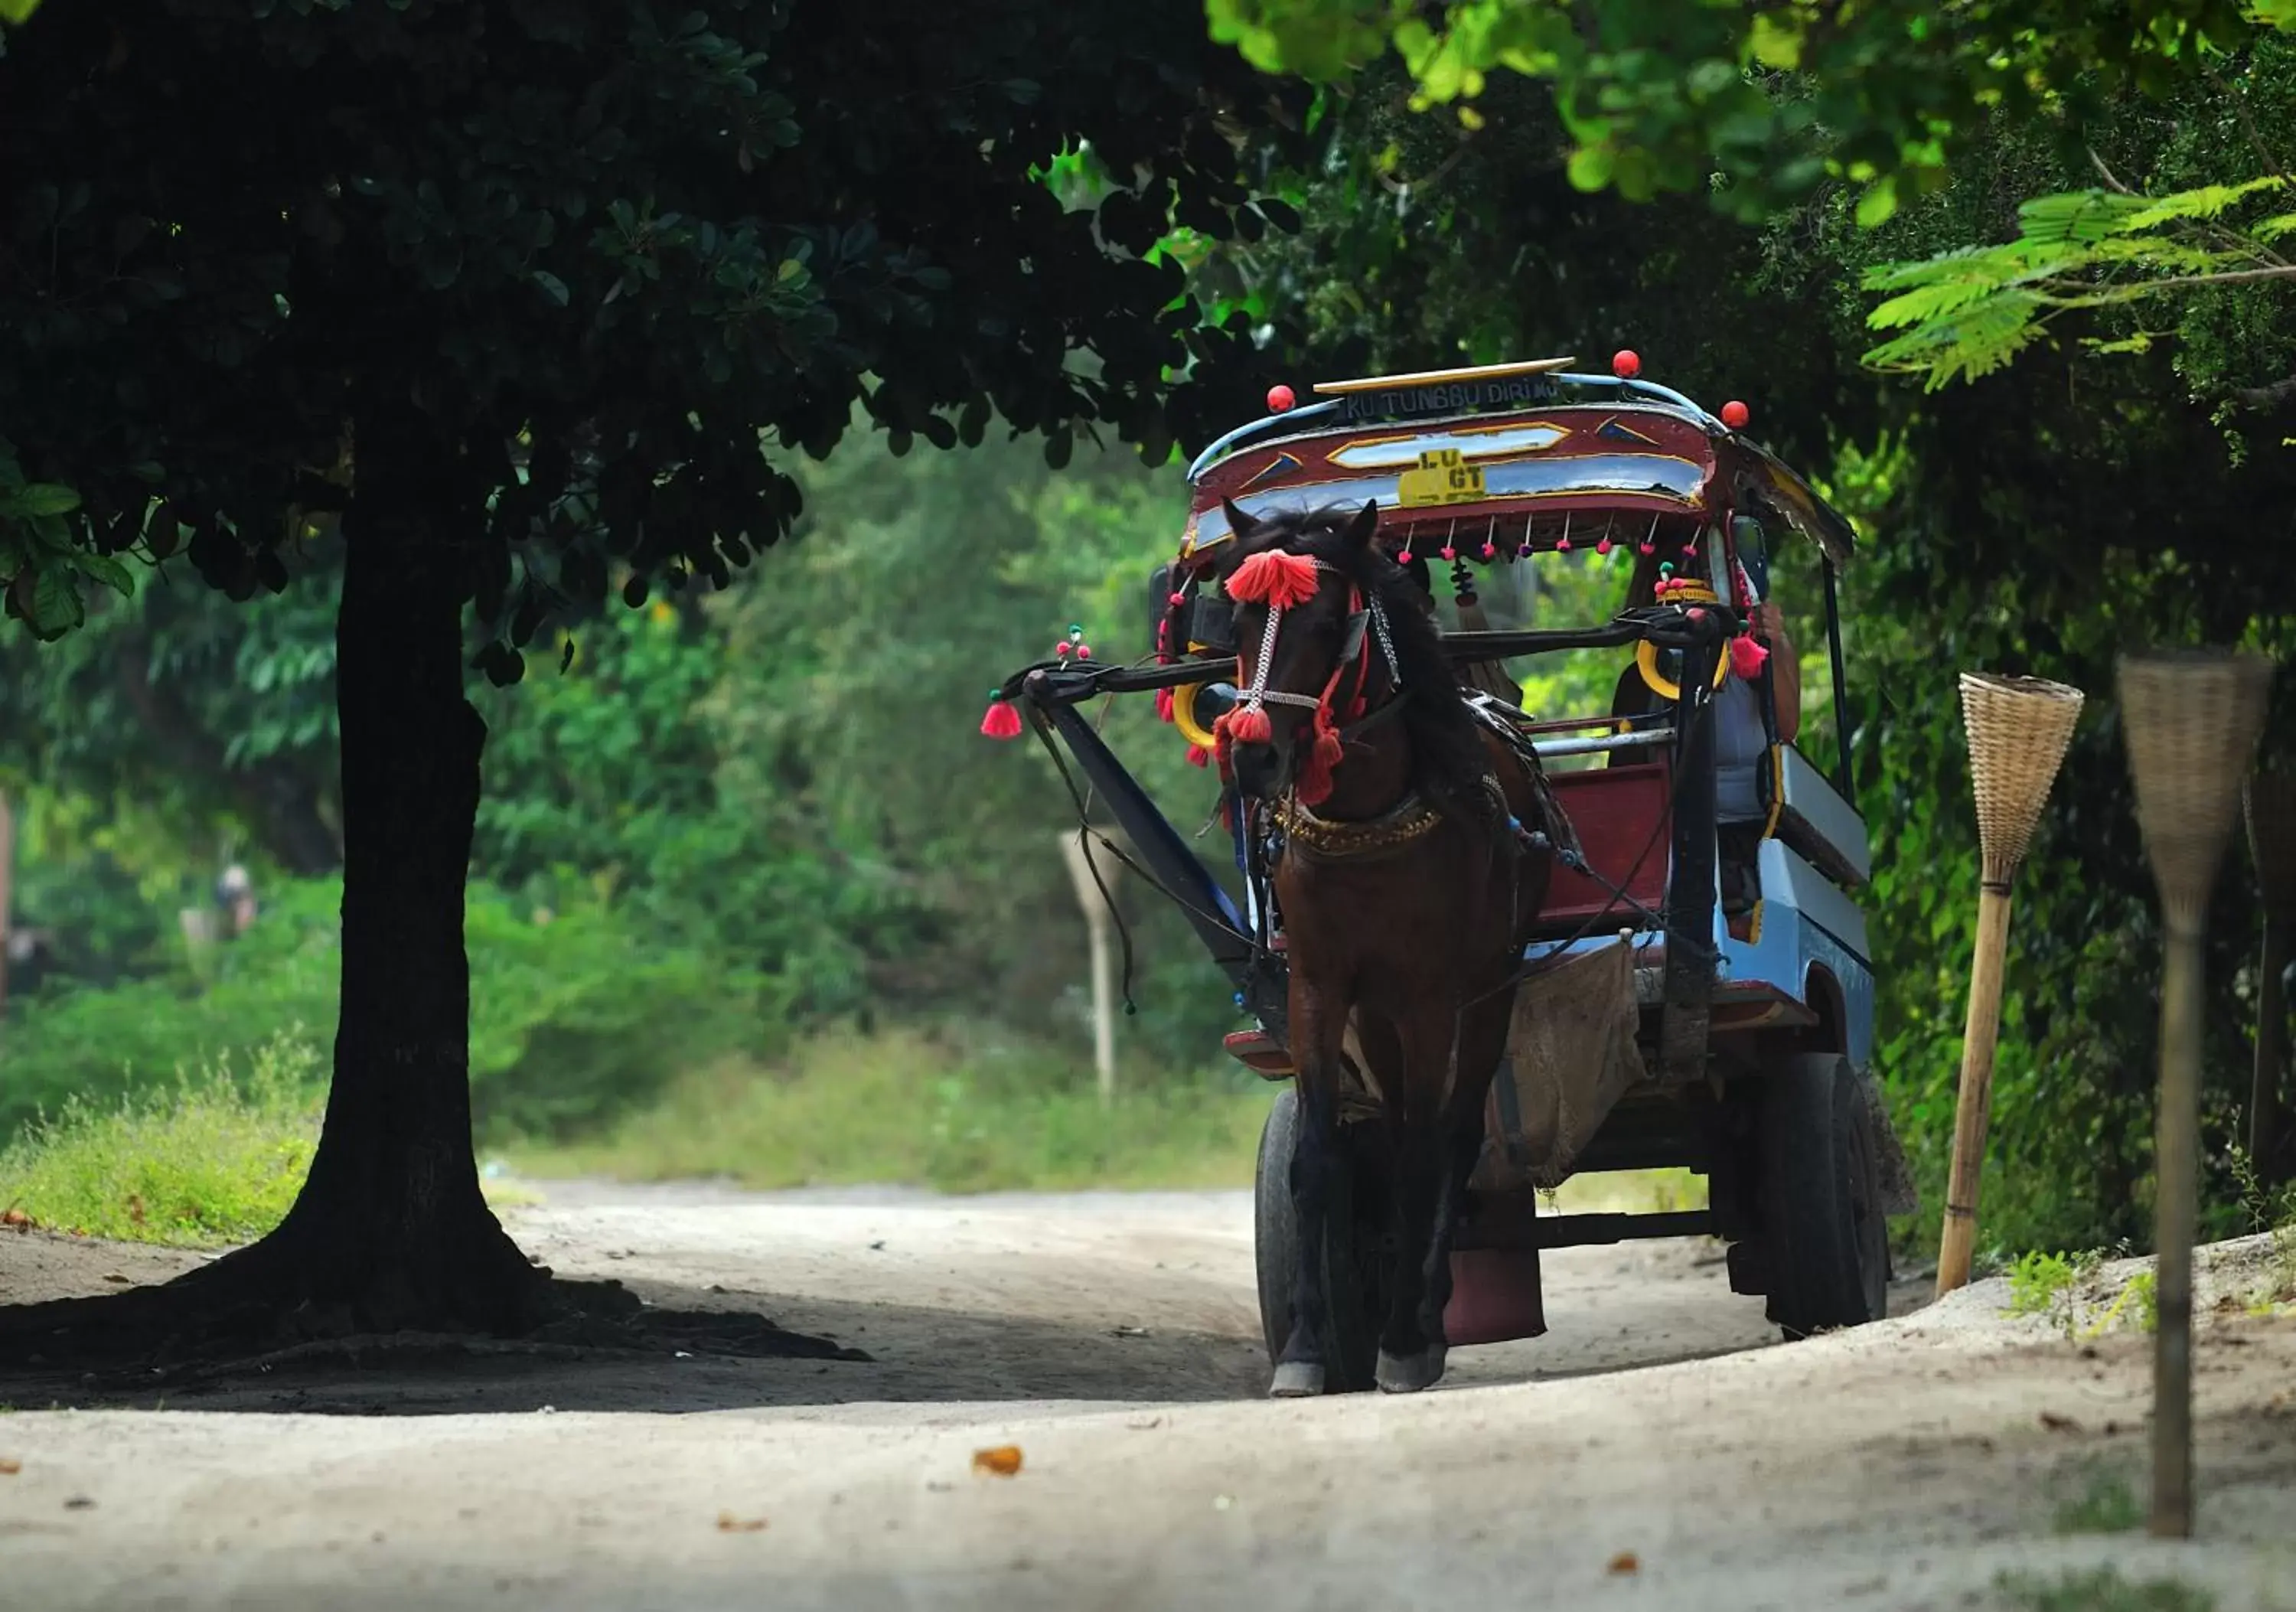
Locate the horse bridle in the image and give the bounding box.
[1229,558,1407,744]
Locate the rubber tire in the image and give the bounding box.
[1756,1052,1890,1339]
[1252,1085,1387,1392]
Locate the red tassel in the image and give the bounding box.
[1226,550,1322,609]
[1295,711,1345,807]
[980,700,1024,740]
[1156,687,1176,724]
[1187,743,1211,768]
[1729,634,1770,681]
[1221,705,1274,745]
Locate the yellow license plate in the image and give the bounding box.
[1396,448,1487,508]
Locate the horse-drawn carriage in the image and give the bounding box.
[990,354,1915,1394]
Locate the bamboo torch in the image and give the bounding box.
[1936,673,2086,1296]
[2118,650,2273,1540]
[2243,775,2296,1183]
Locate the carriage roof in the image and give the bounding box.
[1179,357,1857,570]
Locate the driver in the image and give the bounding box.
[1608,530,1801,922]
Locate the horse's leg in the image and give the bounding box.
[1378,998,1512,1394]
[1271,987,1349,1399]
[1371,1001,1456,1393]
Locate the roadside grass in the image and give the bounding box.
[506,1026,1269,1193]
[1995,1565,2213,1612]
[2051,1463,2144,1535]
[0,1034,322,1245]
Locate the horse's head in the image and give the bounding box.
[1212,498,1390,805]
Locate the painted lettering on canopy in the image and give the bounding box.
[1338,376,1557,423]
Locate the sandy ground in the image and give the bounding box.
[1,1183,2291,1611]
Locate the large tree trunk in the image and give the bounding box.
[212,411,545,1332]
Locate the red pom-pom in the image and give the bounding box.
[1156,687,1176,724]
[1226,549,1322,609]
[1054,641,1071,658]
[1267,383,1296,413]
[980,700,1024,740]
[1397,548,1414,566]
[1479,542,1496,560]
[1169,591,1187,608]
[1555,536,1572,553]
[1440,544,1456,561]
[1720,400,1750,430]
[1596,537,1613,556]
[1221,706,1274,745]
[1076,645,1091,661]
[1612,349,1641,380]
[1186,743,1212,768]
[1730,634,1770,681]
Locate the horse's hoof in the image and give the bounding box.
[1268,1361,1325,1398]
[1375,1347,1445,1394]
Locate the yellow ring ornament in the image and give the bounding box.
[1172,641,1227,749]
[1634,577,1730,702]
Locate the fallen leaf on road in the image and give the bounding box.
[0,1458,21,1475]
[2,1207,31,1230]
[64,1496,95,1510]
[716,1512,768,1533]
[972,1445,1023,1477]
[2039,1411,2080,1433]
[1607,1552,1639,1576]
[103,1274,130,1285]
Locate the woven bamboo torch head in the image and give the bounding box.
[1960,673,2086,885]
[2245,773,2296,919]
[2119,652,2275,930]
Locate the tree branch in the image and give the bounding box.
[2233,370,2296,410]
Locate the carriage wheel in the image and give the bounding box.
[1253,1085,1388,1392]
[1756,1052,1890,1338]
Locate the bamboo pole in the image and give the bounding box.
[1936,883,2013,1290]
[1936,673,2085,1296]
[2118,650,2273,1541]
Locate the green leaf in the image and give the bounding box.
[532,270,571,307]
[1854,178,1900,230]
[0,0,42,24]
[1747,14,1803,70]
[1,482,82,517]
[1566,144,1615,193]
[28,563,86,637]
[73,550,136,597]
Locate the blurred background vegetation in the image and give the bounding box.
[7,32,2296,1270]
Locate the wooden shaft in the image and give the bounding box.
[1936,882,2014,1297]
[2253,915,2287,1180]
[1087,900,1116,1109]
[2152,919,2205,1538]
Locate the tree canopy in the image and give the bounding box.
[0,0,1317,1353]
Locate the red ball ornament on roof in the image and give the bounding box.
[1720,400,1751,430]
[1267,383,1297,413]
[1612,350,1641,380]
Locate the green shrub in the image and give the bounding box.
[0,876,774,1144]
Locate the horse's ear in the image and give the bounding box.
[1343,499,1379,553]
[1221,498,1258,543]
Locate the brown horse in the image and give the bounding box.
[1212,498,1558,1395]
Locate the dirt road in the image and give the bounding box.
[2,1183,2292,1610]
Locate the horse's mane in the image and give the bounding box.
[1232,505,1493,806]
